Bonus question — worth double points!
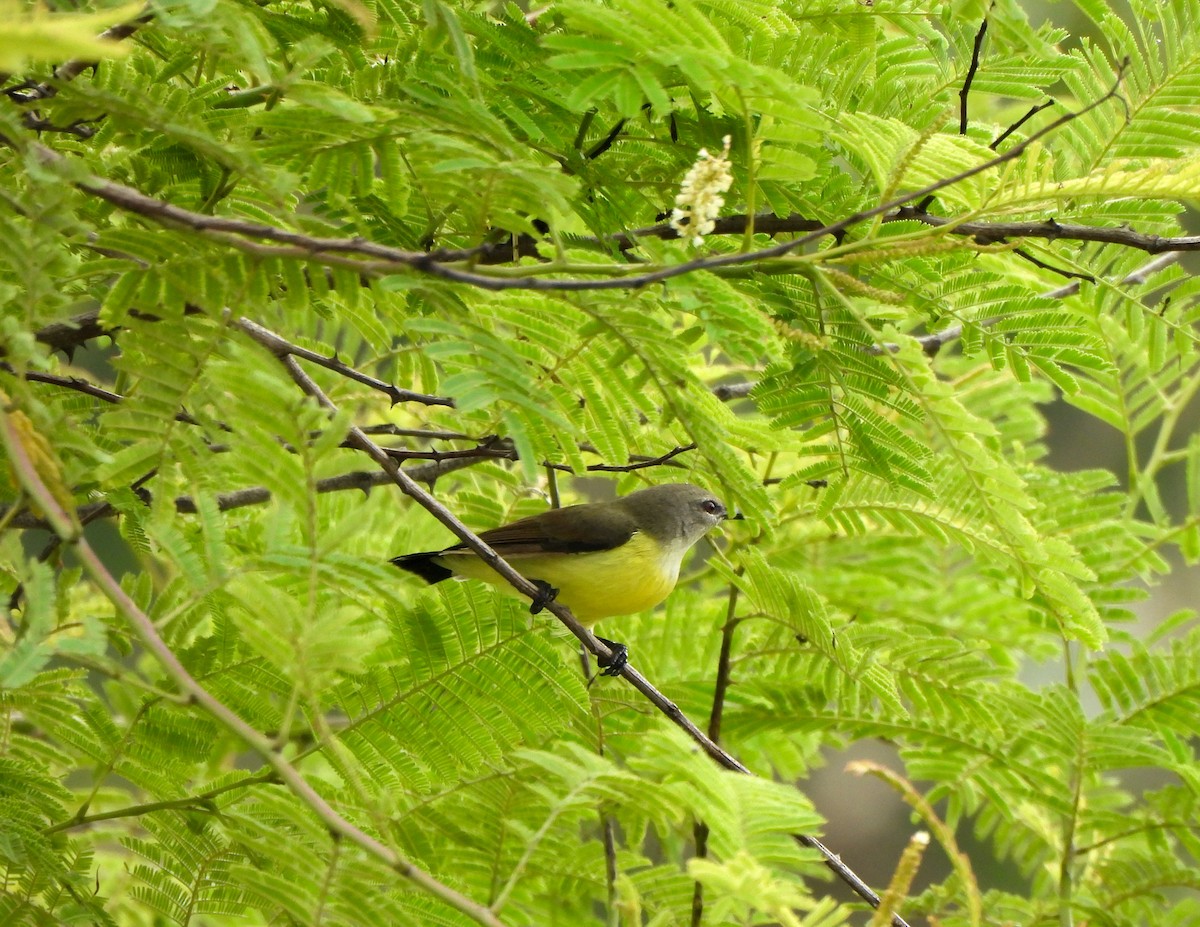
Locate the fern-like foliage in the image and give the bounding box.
[3,0,1200,925]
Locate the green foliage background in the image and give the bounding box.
[2,0,1200,924]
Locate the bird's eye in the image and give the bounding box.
[702,499,720,515]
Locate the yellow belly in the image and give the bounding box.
[435,532,682,624]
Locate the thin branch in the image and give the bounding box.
[868,250,1184,357]
[44,770,278,834]
[18,113,102,138]
[584,118,626,160]
[32,312,114,357]
[5,352,695,530]
[890,209,1197,253]
[2,457,485,530]
[7,365,124,405]
[238,317,910,926]
[21,67,1137,296]
[959,18,989,135]
[18,219,1197,366]
[1011,247,1095,283]
[425,213,832,265]
[0,404,511,927]
[7,468,155,611]
[232,319,453,407]
[29,306,759,421]
[991,100,1056,151]
[586,442,696,472]
[916,16,988,213]
[1042,250,1182,300]
[712,381,755,402]
[6,365,217,428]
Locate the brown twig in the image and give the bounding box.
[890,209,1196,253]
[17,66,1137,296]
[959,18,989,135]
[991,100,1056,151]
[233,320,454,407]
[5,356,696,529]
[2,457,484,530]
[712,381,755,402]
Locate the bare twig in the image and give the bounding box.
[233,319,453,407]
[868,250,1183,357]
[890,209,1197,253]
[712,381,755,402]
[1042,250,1183,299]
[586,442,696,471]
[959,18,989,135]
[1011,247,1095,283]
[2,457,485,530]
[5,351,695,530]
[991,100,1056,151]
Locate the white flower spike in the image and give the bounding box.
[669,135,733,247]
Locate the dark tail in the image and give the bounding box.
[390,552,454,584]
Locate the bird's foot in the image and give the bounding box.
[595,636,628,677]
[529,580,559,615]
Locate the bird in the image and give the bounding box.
[391,482,728,675]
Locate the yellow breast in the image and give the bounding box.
[437,531,685,625]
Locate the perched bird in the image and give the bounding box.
[392,482,728,674]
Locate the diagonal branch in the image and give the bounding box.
[0,402,511,927]
[238,316,911,927]
[246,326,453,407]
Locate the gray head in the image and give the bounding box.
[616,482,727,547]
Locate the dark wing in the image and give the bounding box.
[391,552,453,583]
[391,502,635,582]
[449,502,636,555]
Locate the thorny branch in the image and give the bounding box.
[691,580,743,927]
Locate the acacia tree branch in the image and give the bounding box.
[17,64,1164,298]
[959,18,988,135]
[237,316,910,926]
[248,328,453,407]
[2,457,486,530]
[44,770,278,834]
[866,250,1188,357]
[890,209,1198,252]
[0,403,511,927]
[3,339,695,530]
